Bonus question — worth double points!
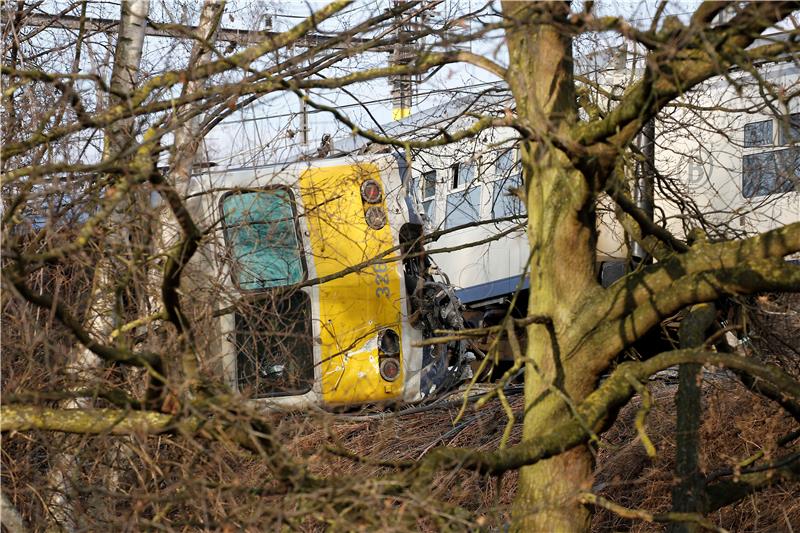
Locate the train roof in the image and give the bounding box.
[199,90,515,171]
[328,89,514,155]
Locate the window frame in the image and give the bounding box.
[445,160,482,229]
[491,148,524,220]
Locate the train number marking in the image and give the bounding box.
[372,264,391,298]
[375,286,390,298]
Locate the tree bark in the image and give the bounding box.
[105,0,150,156]
[169,0,225,186]
[502,3,597,531]
[160,0,226,389]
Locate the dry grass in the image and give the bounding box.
[3,372,798,531]
[588,294,800,532]
[2,295,798,531]
[593,378,800,532]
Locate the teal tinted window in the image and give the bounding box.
[222,189,304,290]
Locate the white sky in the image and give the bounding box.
[11,0,718,168]
[206,0,711,167]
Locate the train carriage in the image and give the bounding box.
[186,153,470,410]
[184,62,799,408]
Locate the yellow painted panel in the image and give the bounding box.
[300,163,404,405]
[391,107,411,121]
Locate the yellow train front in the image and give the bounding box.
[189,153,465,409]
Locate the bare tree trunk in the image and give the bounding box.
[105,0,150,156]
[169,1,226,187]
[502,3,597,531]
[161,0,226,388]
[46,2,150,530]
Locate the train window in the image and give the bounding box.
[744,120,773,147]
[451,162,475,189]
[422,198,436,225]
[445,186,481,229]
[492,149,523,218]
[234,291,314,397]
[492,175,524,218]
[423,170,436,199]
[221,189,305,290]
[496,149,518,176]
[778,147,800,188]
[412,170,437,224]
[423,170,437,223]
[779,113,800,145]
[742,149,798,198]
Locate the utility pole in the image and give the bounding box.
[390,1,417,121]
[299,94,309,145]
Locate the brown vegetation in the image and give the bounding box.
[4,373,798,531]
[3,2,800,531]
[5,292,799,533]
[594,380,799,532]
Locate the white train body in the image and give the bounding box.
[398,62,798,307]
[656,61,800,240]
[405,127,629,306]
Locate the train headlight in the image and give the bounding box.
[379,357,401,382]
[378,328,400,356]
[364,206,387,229]
[360,179,383,203]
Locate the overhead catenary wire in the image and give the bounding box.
[215,40,693,135]
[218,80,509,125]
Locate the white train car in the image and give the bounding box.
[182,152,474,409]
[397,61,799,316]
[406,127,630,309]
[382,93,628,315]
[656,61,800,241]
[216,56,798,357]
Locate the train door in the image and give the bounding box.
[219,186,316,399]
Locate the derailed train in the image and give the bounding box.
[187,100,798,410]
[186,153,474,410]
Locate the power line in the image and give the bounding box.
[220,81,507,125]
[3,8,393,51]
[218,50,639,128]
